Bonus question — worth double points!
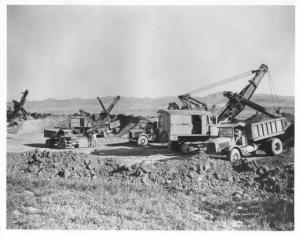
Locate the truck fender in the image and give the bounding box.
[139,133,149,138]
[227,145,243,156]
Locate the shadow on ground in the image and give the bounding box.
[91,143,182,158]
[24,143,48,149]
[106,142,139,147]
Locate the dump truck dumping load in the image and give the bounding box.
[161,64,291,158]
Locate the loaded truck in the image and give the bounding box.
[185,117,289,162]
[158,64,291,159]
[70,117,92,134]
[44,128,79,149]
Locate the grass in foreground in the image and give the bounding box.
[7,175,294,230]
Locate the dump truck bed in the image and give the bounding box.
[44,129,60,139]
[247,117,287,142]
[44,129,74,139]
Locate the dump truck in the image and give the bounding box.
[161,64,289,155]
[70,117,92,134]
[44,128,79,149]
[182,117,289,162]
[129,121,158,145]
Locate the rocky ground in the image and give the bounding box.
[6,117,294,230]
[6,145,294,230]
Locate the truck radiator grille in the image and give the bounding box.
[218,142,230,149]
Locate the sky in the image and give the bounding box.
[7,6,295,100]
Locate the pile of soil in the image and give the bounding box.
[232,159,294,194]
[7,150,113,179]
[8,116,69,135]
[242,112,294,147]
[282,123,294,147]
[116,114,150,137]
[7,150,294,197]
[244,113,275,123]
[244,112,294,124]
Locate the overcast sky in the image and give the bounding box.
[7,6,294,100]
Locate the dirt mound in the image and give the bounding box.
[7,150,120,179]
[7,150,294,196]
[244,113,275,123]
[232,159,294,194]
[252,164,294,193]
[282,123,294,147]
[7,150,232,193]
[116,114,149,136]
[281,112,294,123]
[11,116,69,136]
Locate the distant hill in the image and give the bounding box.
[7,92,294,116]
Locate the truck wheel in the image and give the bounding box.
[181,142,189,154]
[137,136,148,146]
[269,138,283,155]
[229,148,241,163]
[181,142,197,154]
[57,141,65,149]
[45,139,52,148]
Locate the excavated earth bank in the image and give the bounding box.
[7,150,294,196]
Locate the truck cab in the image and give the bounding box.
[202,122,250,160]
[129,120,158,146]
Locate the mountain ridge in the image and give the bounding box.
[7,92,294,116]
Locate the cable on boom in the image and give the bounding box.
[267,72,280,109]
[185,70,253,95]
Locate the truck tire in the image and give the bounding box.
[57,141,65,149]
[45,139,52,148]
[229,148,241,163]
[137,135,148,146]
[181,142,189,154]
[268,138,283,155]
[181,142,197,154]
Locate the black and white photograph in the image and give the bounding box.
[2,1,297,232]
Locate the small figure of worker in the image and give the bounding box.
[87,132,93,148]
[92,131,97,147]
